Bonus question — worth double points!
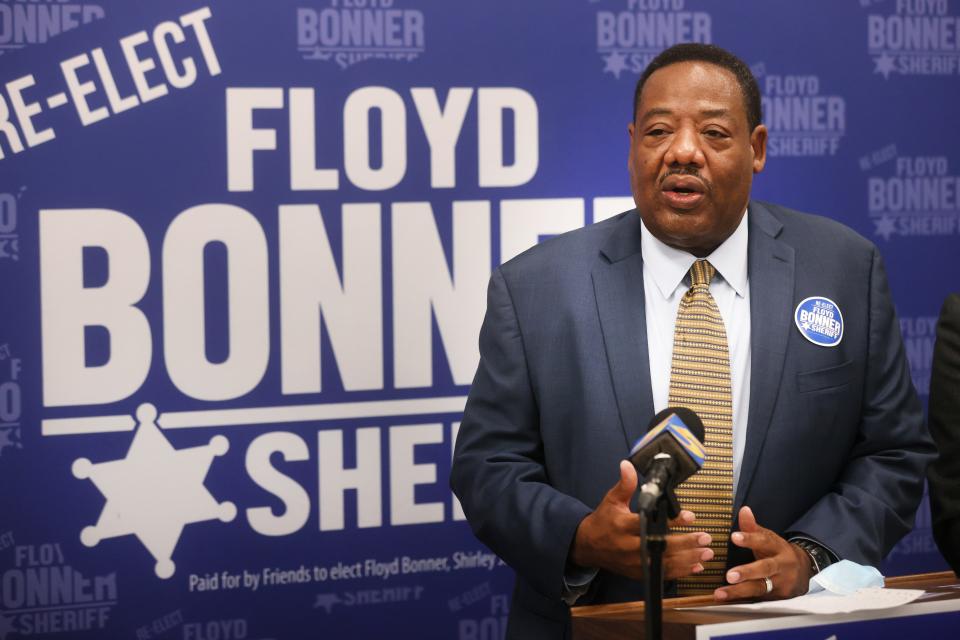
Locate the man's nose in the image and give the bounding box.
[664,127,705,167]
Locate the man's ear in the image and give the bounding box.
[751,124,768,174]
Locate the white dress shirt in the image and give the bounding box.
[640,210,752,492]
[638,212,837,568]
[565,212,834,602]
[563,211,754,604]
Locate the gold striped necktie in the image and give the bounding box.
[669,259,734,594]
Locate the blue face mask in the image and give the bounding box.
[807,560,885,596]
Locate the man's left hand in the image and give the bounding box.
[714,506,814,602]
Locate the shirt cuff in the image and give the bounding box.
[561,563,599,606]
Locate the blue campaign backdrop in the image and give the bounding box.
[0,1,957,638]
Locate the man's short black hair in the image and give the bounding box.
[632,43,762,132]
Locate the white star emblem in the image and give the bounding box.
[73,403,235,579]
[603,51,629,79]
[305,46,332,61]
[314,593,343,613]
[0,428,20,457]
[874,215,897,241]
[873,53,896,79]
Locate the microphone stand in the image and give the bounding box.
[640,487,680,640]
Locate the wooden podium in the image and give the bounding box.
[571,571,960,639]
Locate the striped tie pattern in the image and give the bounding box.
[669,260,734,594]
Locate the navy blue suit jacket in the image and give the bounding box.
[450,202,934,638]
[928,292,960,574]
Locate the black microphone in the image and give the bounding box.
[629,407,706,513]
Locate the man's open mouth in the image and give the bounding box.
[661,175,706,209]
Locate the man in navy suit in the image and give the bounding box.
[928,293,960,575]
[450,43,934,638]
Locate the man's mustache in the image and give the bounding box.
[658,166,711,190]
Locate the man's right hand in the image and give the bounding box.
[570,460,714,580]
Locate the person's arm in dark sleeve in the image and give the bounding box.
[928,292,960,574]
[450,268,593,600]
[786,247,936,565]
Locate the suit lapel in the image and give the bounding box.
[592,212,655,451]
[735,203,796,509]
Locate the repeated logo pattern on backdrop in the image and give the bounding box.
[866,0,960,78]
[296,1,425,69]
[595,0,713,78]
[0,1,956,637]
[760,66,846,158]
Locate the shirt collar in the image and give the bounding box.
[640,208,749,299]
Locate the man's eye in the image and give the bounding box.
[704,130,728,139]
[646,128,668,137]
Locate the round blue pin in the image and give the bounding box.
[794,296,843,347]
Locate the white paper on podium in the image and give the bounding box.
[683,588,925,615]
